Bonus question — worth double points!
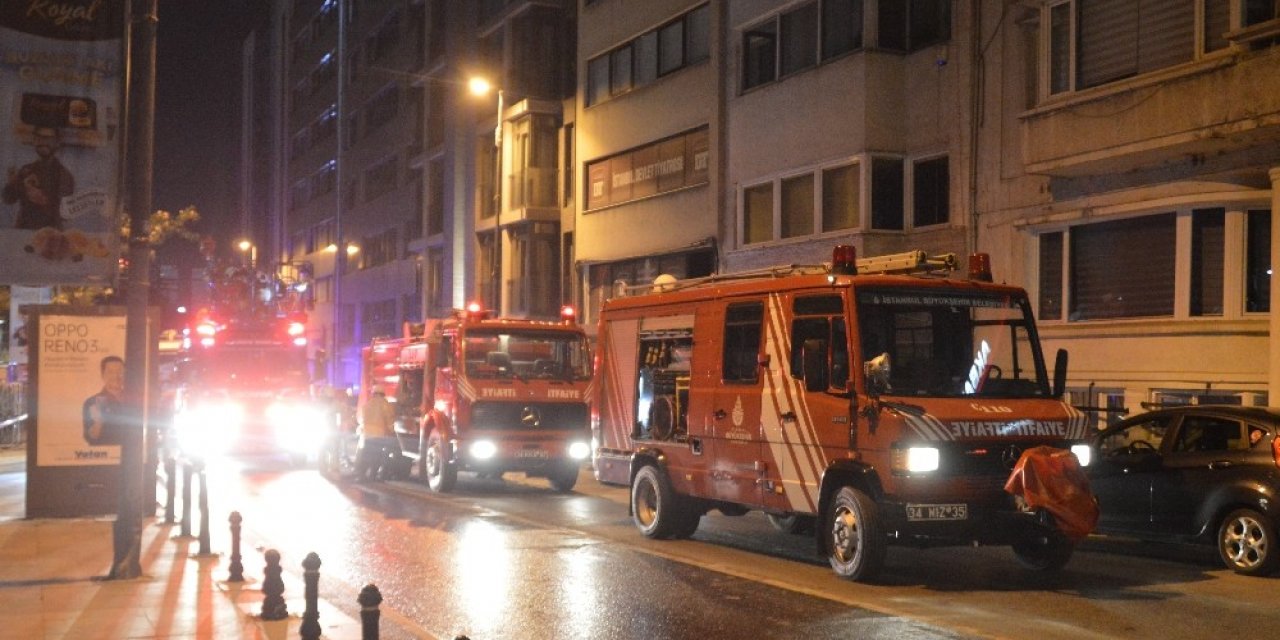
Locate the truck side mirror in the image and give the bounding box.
[802,339,828,392]
[1052,348,1069,398]
[863,352,891,397]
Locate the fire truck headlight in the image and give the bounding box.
[174,401,244,455]
[1070,444,1092,467]
[892,446,940,473]
[568,441,591,460]
[469,440,497,460]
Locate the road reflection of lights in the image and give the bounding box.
[561,546,599,637]
[456,519,511,631]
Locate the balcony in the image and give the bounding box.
[1021,48,1280,178]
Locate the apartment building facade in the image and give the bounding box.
[253,0,1280,407]
[576,0,1280,417]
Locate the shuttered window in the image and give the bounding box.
[1038,232,1063,320]
[1076,0,1195,89]
[1069,213,1175,320]
[1191,208,1224,316]
[1246,210,1271,313]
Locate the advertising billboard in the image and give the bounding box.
[0,1,127,285]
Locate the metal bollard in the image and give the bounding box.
[357,583,382,640]
[196,461,211,556]
[261,549,288,620]
[164,456,177,524]
[300,552,321,640]
[227,512,244,582]
[180,461,194,537]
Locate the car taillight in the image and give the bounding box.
[1273,434,1280,469]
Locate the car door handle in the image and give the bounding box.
[1208,460,1233,470]
[713,409,727,420]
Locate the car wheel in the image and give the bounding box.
[549,463,579,493]
[1217,508,1278,576]
[1012,529,1075,571]
[631,465,692,539]
[826,486,886,582]
[424,432,456,493]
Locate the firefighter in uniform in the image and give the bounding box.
[356,385,396,482]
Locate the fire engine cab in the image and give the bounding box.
[594,247,1092,581]
[360,304,594,492]
[170,264,322,464]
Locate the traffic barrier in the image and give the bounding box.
[196,461,211,556]
[227,511,244,582]
[300,553,322,640]
[163,456,176,524]
[357,583,381,640]
[261,549,288,620]
[180,462,194,538]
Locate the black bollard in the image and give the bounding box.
[164,456,176,524]
[357,583,382,640]
[227,512,244,582]
[261,549,288,620]
[196,461,211,556]
[180,461,194,538]
[300,552,321,640]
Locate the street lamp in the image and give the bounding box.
[237,239,257,268]
[469,76,503,312]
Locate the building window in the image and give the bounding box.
[743,183,774,245]
[743,19,778,90]
[587,4,710,106]
[780,174,815,239]
[781,3,819,77]
[365,85,399,132]
[1046,0,1217,96]
[364,155,398,201]
[1070,213,1176,320]
[822,0,864,60]
[870,157,904,231]
[1038,232,1064,320]
[1191,208,1225,316]
[427,158,444,236]
[912,156,948,228]
[878,0,950,52]
[311,160,336,198]
[426,247,445,317]
[1246,209,1271,313]
[822,163,859,232]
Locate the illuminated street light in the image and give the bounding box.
[470,75,503,312]
[346,244,360,256]
[237,238,257,267]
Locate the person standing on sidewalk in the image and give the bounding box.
[355,385,396,482]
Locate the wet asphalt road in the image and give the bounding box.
[185,458,1275,640]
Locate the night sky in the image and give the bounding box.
[153,2,259,263]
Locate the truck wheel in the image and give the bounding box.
[549,463,580,493]
[671,503,703,539]
[631,465,689,539]
[1217,508,1277,576]
[1012,529,1075,571]
[826,486,886,582]
[424,432,456,493]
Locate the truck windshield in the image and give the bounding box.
[191,347,310,389]
[463,330,592,380]
[855,287,1049,398]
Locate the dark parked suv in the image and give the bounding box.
[1088,405,1280,576]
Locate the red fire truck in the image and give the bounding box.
[594,247,1093,581]
[356,304,594,492]
[170,264,323,464]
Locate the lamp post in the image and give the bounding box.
[237,239,257,269]
[469,76,502,313]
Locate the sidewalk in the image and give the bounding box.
[0,447,380,639]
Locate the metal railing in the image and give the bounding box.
[0,382,27,447]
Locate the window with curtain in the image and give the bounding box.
[1038,232,1063,320]
[1191,208,1224,316]
[744,183,774,245]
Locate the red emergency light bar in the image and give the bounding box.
[560,305,576,324]
[464,301,491,321]
[968,253,993,282]
[831,245,857,276]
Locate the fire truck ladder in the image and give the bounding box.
[613,250,957,298]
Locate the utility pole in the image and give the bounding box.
[111,0,158,580]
